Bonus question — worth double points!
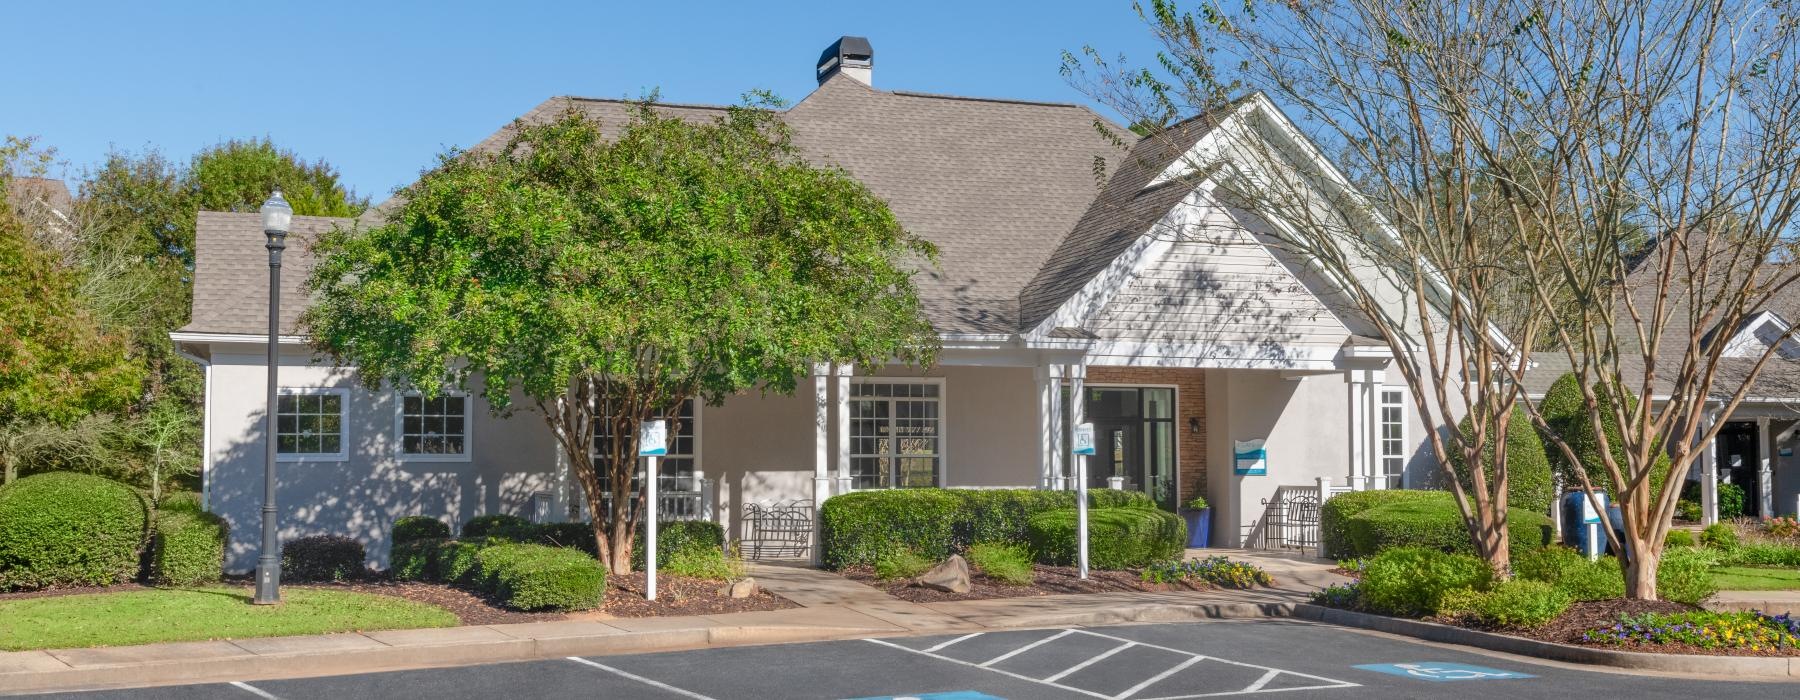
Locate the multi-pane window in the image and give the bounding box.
[849,381,942,489]
[591,399,697,492]
[276,390,345,459]
[399,393,469,458]
[1379,389,1406,489]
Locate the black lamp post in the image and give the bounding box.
[254,188,292,605]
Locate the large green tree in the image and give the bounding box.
[305,103,938,572]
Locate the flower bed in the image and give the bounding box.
[1582,610,1800,654]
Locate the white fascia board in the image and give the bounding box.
[170,331,308,345]
[1720,310,1796,358]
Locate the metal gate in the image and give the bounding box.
[1259,492,1321,554]
[742,500,813,560]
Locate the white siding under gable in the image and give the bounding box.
[1088,204,1352,360]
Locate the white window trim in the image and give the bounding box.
[275,387,350,463]
[848,377,948,489]
[393,390,474,463]
[1378,388,1407,488]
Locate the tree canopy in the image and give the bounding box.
[304,102,938,571]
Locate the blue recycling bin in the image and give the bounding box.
[1563,491,1612,556]
[1183,508,1211,548]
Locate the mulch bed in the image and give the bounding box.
[841,564,1221,603]
[601,572,797,618]
[309,580,565,625]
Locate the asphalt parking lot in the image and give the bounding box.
[29,619,1782,699]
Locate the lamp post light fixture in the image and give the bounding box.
[254,188,293,605]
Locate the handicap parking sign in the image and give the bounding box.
[849,693,1005,700]
[1354,662,1534,681]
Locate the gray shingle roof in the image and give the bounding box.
[182,211,347,335]
[187,75,1139,336]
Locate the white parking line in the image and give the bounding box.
[925,632,984,653]
[566,656,719,699]
[866,627,1359,700]
[229,681,280,699]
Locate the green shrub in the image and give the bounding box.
[151,510,227,585]
[1342,492,1552,559]
[1437,587,1487,617]
[281,535,367,582]
[1701,522,1739,549]
[1539,373,1670,499]
[1677,500,1703,521]
[1358,547,1493,617]
[873,549,934,580]
[1658,546,1719,605]
[1718,483,1746,520]
[392,516,451,545]
[462,514,530,538]
[1513,547,1624,601]
[1449,406,1555,514]
[661,546,741,581]
[157,491,205,514]
[966,542,1034,586]
[1320,490,1444,559]
[473,543,606,611]
[1665,530,1695,548]
[1025,508,1186,570]
[536,522,598,555]
[390,537,446,581]
[1726,541,1800,567]
[438,539,487,582]
[0,472,148,590]
[1474,579,1572,628]
[632,520,725,570]
[818,488,1157,569]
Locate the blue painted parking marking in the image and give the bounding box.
[849,693,1005,700]
[1354,662,1534,681]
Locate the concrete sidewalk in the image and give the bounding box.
[0,549,1342,695]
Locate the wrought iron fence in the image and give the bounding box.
[1258,489,1322,555]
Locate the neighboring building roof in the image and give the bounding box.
[189,74,1132,336]
[5,176,74,219]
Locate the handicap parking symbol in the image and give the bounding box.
[1355,662,1534,682]
[848,693,1005,700]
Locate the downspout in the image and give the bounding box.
[174,346,214,511]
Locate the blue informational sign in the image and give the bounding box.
[849,693,1005,700]
[638,420,668,456]
[1354,662,1534,682]
[1233,439,1267,476]
[1072,423,1096,456]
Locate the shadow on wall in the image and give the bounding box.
[211,400,552,572]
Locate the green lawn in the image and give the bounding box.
[1712,566,1800,591]
[0,586,458,651]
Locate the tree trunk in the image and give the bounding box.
[594,517,634,574]
[1470,508,1513,579]
[1625,546,1661,600]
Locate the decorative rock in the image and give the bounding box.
[915,554,971,593]
[718,577,758,599]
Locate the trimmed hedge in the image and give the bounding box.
[1024,507,1186,570]
[1449,406,1554,514]
[0,472,148,590]
[1358,546,1493,617]
[1539,373,1670,498]
[151,510,228,585]
[461,514,530,538]
[1320,490,1444,559]
[281,535,367,582]
[1513,546,1624,601]
[632,520,725,570]
[819,488,1154,569]
[1334,490,1552,559]
[392,516,451,545]
[473,543,607,611]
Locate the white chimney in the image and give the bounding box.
[817,36,873,86]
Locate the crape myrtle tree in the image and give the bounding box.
[1076,0,1800,597]
[305,100,938,573]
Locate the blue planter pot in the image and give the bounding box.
[1182,508,1211,548]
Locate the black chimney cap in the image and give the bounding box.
[819,36,874,65]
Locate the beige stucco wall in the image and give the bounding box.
[1205,369,1353,547]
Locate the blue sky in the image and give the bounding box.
[8,1,1160,201]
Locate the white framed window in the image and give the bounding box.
[1379,389,1406,489]
[276,388,349,461]
[591,398,700,492]
[849,379,944,489]
[395,392,472,461]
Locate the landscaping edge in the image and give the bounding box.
[1292,603,1800,679]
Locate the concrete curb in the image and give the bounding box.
[1293,604,1800,679]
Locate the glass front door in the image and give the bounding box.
[1069,386,1177,511]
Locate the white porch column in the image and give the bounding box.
[1036,364,1066,489]
[1702,410,1720,526]
[1760,416,1776,518]
[1346,371,1369,491]
[834,363,853,493]
[1365,371,1385,489]
[1066,363,1087,491]
[810,363,832,565]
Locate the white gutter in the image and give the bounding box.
[172,345,214,511]
[170,331,306,345]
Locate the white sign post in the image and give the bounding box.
[1072,422,1096,580]
[639,420,668,601]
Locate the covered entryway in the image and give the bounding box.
[1075,386,1178,510]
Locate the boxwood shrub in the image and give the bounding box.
[1320,490,1444,559]
[281,535,367,582]
[461,514,530,538]
[1024,507,1186,570]
[0,472,149,590]
[632,520,725,570]
[392,516,451,545]
[819,488,1155,569]
[473,543,607,611]
[151,509,228,586]
[1339,491,1552,559]
[1448,406,1554,514]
